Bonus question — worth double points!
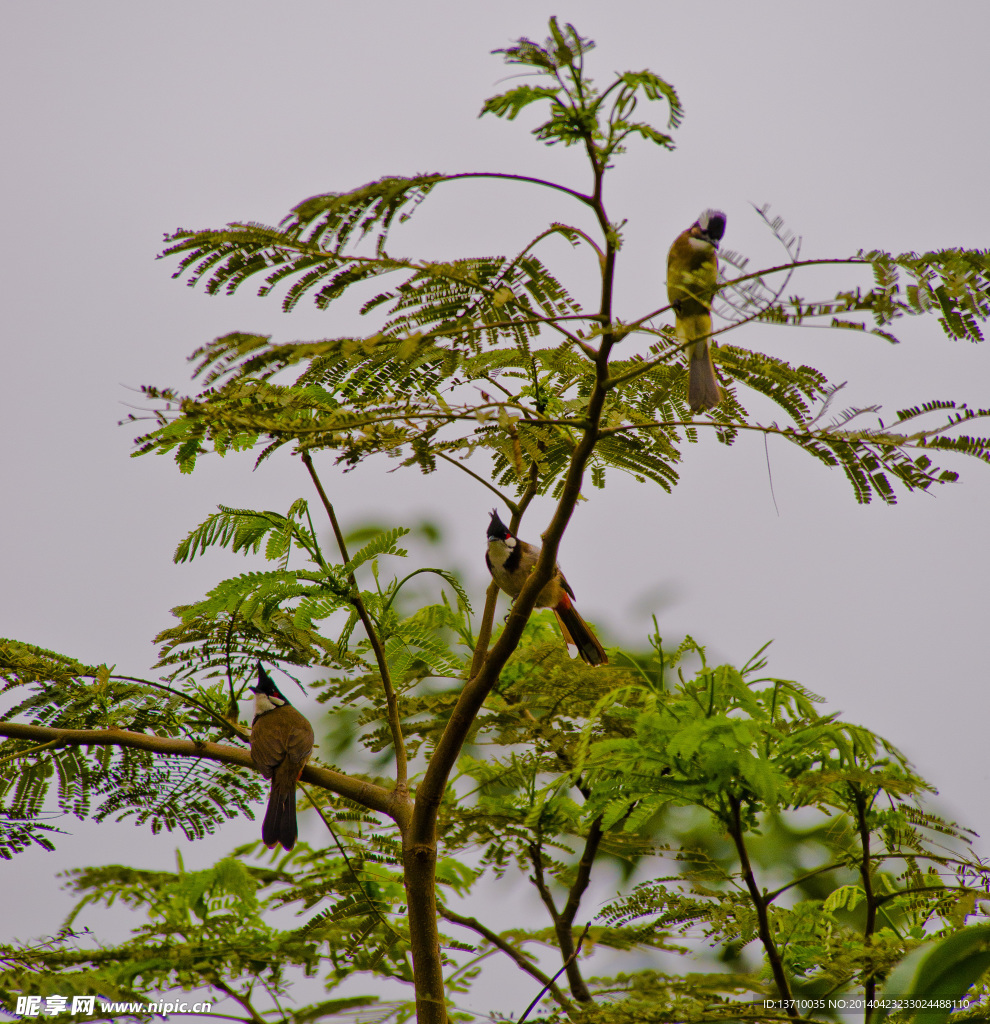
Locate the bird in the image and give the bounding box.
[249,663,314,851]
[666,208,727,413]
[485,509,607,667]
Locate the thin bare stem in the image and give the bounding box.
[301,783,405,943]
[598,414,980,452]
[764,860,853,904]
[438,904,575,1015]
[301,452,408,792]
[442,170,592,206]
[0,739,60,765]
[110,673,250,742]
[625,257,869,335]
[518,923,592,1024]
[436,451,518,513]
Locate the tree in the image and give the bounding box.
[3,19,990,1024]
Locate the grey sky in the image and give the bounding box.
[2,0,988,1015]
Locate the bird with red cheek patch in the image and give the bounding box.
[485,509,607,667]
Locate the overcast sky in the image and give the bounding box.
[2,0,988,1017]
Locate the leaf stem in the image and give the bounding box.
[436,451,518,513]
[301,451,408,793]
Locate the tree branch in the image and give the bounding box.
[437,904,575,1015]
[212,979,266,1024]
[529,824,599,1003]
[0,721,395,818]
[518,923,592,1024]
[400,345,608,1022]
[560,815,604,929]
[468,460,542,678]
[852,785,879,1020]
[620,256,870,338]
[727,795,796,1016]
[436,451,518,514]
[441,171,592,206]
[528,840,561,927]
[468,583,500,681]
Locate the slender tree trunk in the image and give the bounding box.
[404,825,447,1024]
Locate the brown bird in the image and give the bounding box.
[666,208,727,412]
[249,663,314,851]
[485,509,607,667]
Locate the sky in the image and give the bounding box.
[2,0,989,1018]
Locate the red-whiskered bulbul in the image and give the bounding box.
[485,509,607,667]
[250,663,314,851]
[667,209,727,413]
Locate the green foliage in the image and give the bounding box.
[133,208,990,508]
[127,30,990,508]
[583,643,990,1007]
[6,615,990,1020]
[0,846,400,1023]
[482,19,682,159]
[0,641,263,844]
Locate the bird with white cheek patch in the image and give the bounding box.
[249,663,314,851]
[485,509,607,667]
[666,208,727,413]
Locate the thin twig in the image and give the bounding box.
[518,922,592,1024]
[438,904,575,1014]
[211,979,266,1024]
[0,739,60,765]
[301,451,408,791]
[764,433,780,517]
[436,451,518,513]
[110,674,250,742]
[442,170,592,206]
[301,783,405,943]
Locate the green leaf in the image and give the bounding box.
[823,884,867,913]
[876,924,990,1022]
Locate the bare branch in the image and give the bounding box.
[0,721,395,817]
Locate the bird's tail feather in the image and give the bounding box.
[263,781,298,851]
[677,311,722,412]
[554,602,608,667]
[688,339,722,413]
